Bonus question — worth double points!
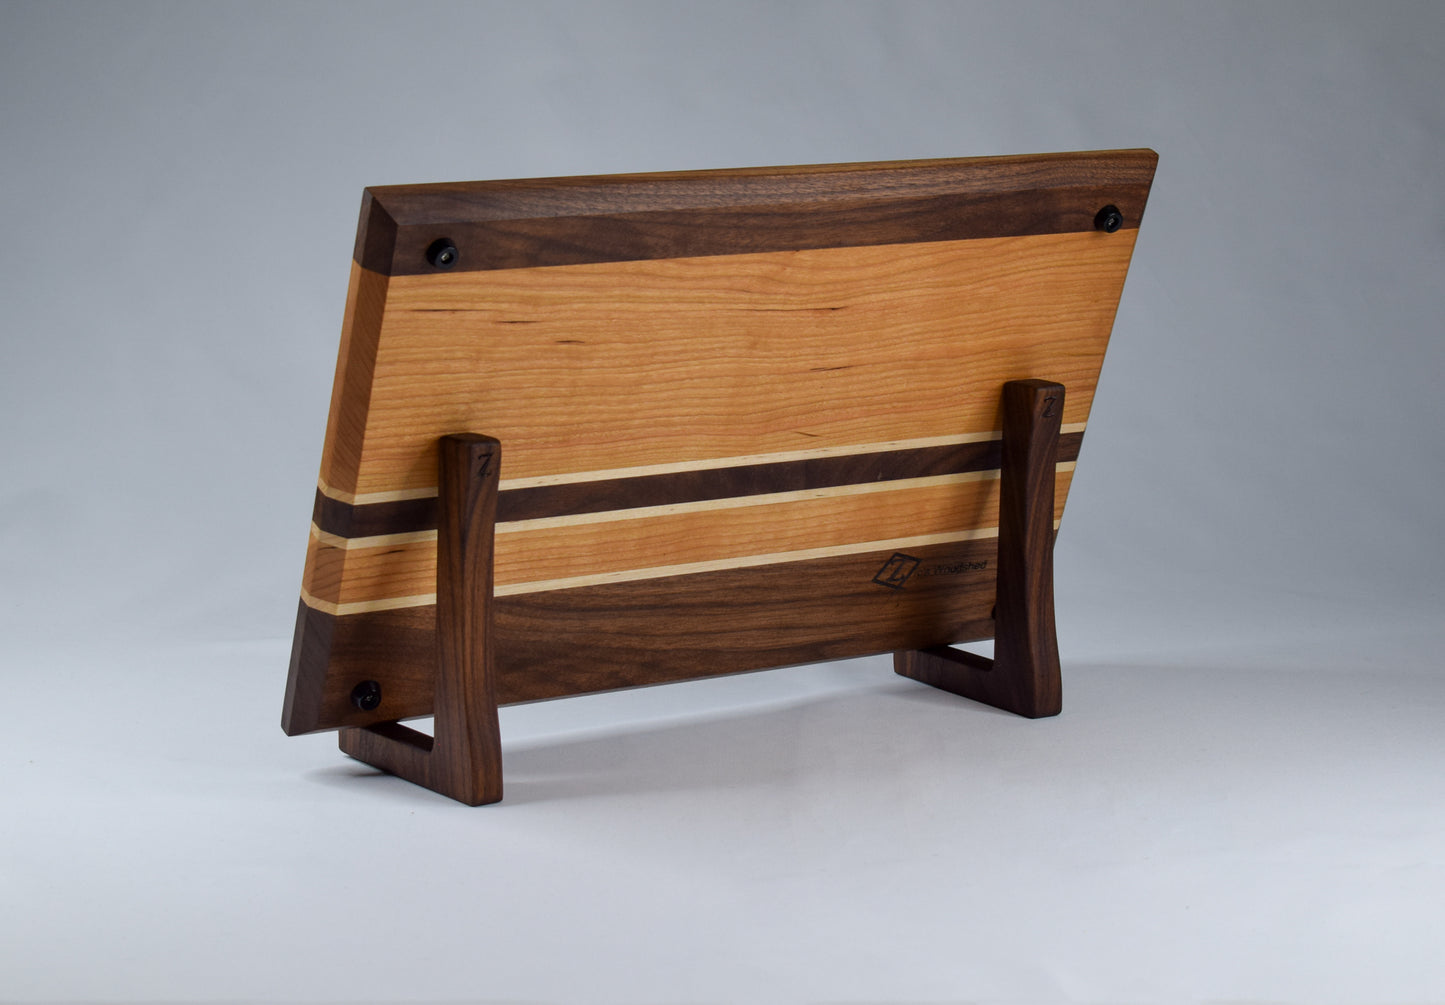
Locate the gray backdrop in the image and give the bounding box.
[2,3,1442,1002]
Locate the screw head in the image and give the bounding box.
[350,680,383,712]
[426,238,459,269]
[1094,205,1124,233]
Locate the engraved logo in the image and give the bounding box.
[918,559,988,577]
[872,553,920,590]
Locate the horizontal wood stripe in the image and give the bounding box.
[284,536,1007,734]
[300,467,1073,608]
[309,527,436,552]
[319,424,1085,505]
[300,586,435,617]
[299,527,997,617]
[309,471,1012,559]
[491,527,1008,599]
[358,149,1157,275]
[313,431,1083,539]
[315,429,1018,506]
[326,230,1131,498]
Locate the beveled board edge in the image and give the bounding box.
[355,149,1158,275]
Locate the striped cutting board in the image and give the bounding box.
[283,150,1157,735]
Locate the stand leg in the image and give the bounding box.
[894,379,1063,718]
[339,434,504,804]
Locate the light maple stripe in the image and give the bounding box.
[310,526,438,551]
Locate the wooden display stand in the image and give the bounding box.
[282,151,1157,804]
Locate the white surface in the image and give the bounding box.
[5,628,1444,1003]
[2,3,1443,1002]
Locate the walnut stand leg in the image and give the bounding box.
[894,380,1064,718]
[339,434,504,805]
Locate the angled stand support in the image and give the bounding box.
[895,379,1064,718]
[339,434,504,804]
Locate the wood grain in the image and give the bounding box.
[356,149,1157,275]
[312,431,1084,538]
[285,536,1002,735]
[995,379,1065,714]
[316,263,388,492]
[320,229,1133,499]
[300,465,1075,608]
[284,151,1159,752]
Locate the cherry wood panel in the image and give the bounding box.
[316,264,387,494]
[321,229,1133,499]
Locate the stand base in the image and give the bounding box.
[339,434,503,806]
[894,379,1064,719]
[894,644,1059,719]
[340,380,1065,804]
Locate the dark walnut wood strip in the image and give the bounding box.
[282,536,1001,735]
[356,150,1157,275]
[312,489,436,541]
[313,432,1084,539]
